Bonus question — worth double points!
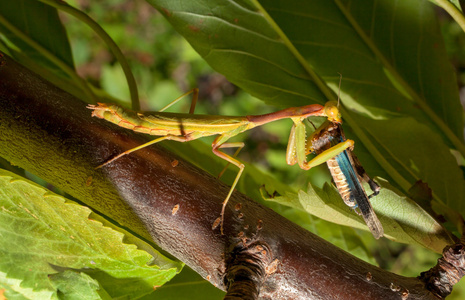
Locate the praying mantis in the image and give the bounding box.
[88,90,341,234]
[88,85,382,237]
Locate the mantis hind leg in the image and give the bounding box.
[212,140,246,235]
[96,134,192,169]
[158,88,199,114]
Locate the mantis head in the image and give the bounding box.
[324,101,342,123]
[87,103,121,119]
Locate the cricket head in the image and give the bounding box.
[324,101,342,123]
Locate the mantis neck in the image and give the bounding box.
[246,104,326,126]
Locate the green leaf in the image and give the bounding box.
[336,0,462,136]
[49,271,108,300]
[0,169,181,299]
[275,200,379,264]
[0,0,74,76]
[265,178,454,253]
[0,270,55,300]
[359,117,465,216]
[147,267,225,300]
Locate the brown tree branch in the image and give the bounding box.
[0,52,445,299]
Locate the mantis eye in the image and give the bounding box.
[324,101,342,123]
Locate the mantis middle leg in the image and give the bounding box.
[211,137,246,235]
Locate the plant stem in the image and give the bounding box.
[39,0,140,110]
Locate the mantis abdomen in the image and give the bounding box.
[89,103,251,137]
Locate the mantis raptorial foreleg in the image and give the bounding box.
[303,139,354,170]
[286,119,354,171]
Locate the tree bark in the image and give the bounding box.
[0,52,441,299]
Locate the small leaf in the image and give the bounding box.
[49,271,107,300]
[260,186,378,263]
[264,177,454,253]
[0,270,55,300]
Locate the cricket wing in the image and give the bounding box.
[335,151,384,239]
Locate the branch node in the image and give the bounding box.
[224,242,274,300]
[419,240,465,298]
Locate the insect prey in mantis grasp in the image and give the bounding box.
[306,119,384,239]
[87,89,340,235]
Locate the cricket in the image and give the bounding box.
[304,119,384,239]
[87,90,341,234]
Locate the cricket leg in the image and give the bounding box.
[212,139,245,235]
[351,154,380,198]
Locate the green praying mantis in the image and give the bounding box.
[88,86,381,236]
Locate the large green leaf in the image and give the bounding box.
[360,117,465,214]
[0,0,74,76]
[147,0,460,132]
[146,0,328,107]
[0,169,181,299]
